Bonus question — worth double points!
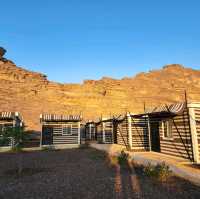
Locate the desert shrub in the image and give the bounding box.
[107,155,118,167]
[117,150,130,166]
[144,162,172,181]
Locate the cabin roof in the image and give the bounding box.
[94,114,124,124]
[0,112,22,120]
[85,120,96,125]
[145,102,186,115]
[130,102,186,118]
[40,114,82,122]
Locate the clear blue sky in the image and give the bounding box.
[0,0,200,83]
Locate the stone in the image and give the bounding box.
[0,47,6,58]
[0,59,200,131]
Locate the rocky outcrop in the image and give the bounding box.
[0,47,6,59]
[0,51,200,131]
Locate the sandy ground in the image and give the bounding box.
[0,148,199,199]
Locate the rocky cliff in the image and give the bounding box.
[0,51,200,130]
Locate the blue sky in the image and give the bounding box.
[0,0,200,83]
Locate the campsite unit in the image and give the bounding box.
[40,114,81,148]
[95,117,117,144]
[1,102,199,165]
[0,112,23,148]
[115,102,200,164]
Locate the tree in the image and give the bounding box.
[0,126,29,175]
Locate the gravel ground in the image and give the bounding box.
[0,148,199,199]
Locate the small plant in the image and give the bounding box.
[107,155,118,167]
[144,163,156,177]
[117,150,130,166]
[144,162,172,182]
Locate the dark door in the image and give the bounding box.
[150,122,160,152]
[42,126,53,145]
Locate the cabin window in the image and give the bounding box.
[62,125,72,135]
[163,120,172,138]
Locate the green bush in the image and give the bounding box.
[0,137,10,146]
[144,162,172,181]
[117,150,130,166]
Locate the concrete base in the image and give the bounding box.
[132,152,200,186]
[90,143,200,186]
[90,143,126,155]
[0,146,12,152]
[41,144,80,150]
[0,144,81,153]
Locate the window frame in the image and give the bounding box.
[162,119,173,140]
[62,124,72,136]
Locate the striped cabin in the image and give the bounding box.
[116,102,200,163]
[85,121,96,141]
[40,114,81,148]
[147,102,194,161]
[0,112,23,148]
[95,118,115,144]
[116,114,149,151]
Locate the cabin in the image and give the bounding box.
[40,114,81,148]
[95,117,116,144]
[116,113,149,151]
[85,121,96,141]
[116,102,200,164]
[0,112,23,148]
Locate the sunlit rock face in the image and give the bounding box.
[0,55,200,131]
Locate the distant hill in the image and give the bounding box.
[1,55,200,131]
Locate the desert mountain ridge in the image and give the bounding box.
[0,50,200,131]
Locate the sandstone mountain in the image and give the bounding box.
[0,54,200,131]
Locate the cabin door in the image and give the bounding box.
[150,122,160,152]
[42,126,53,145]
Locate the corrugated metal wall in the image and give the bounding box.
[159,110,193,161]
[42,122,79,145]
[131,117,149,151]
[96,123,103,143]
[194,107,200,162]
[104,121,113,143]
[91,125,96,140]
[85,124,96,141]
[116,118,129,147]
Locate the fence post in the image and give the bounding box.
[127,113,132,150]
[102,122,106,143]
[188,106,199,163]
[78,121,81,145]
[147,115,152,151]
